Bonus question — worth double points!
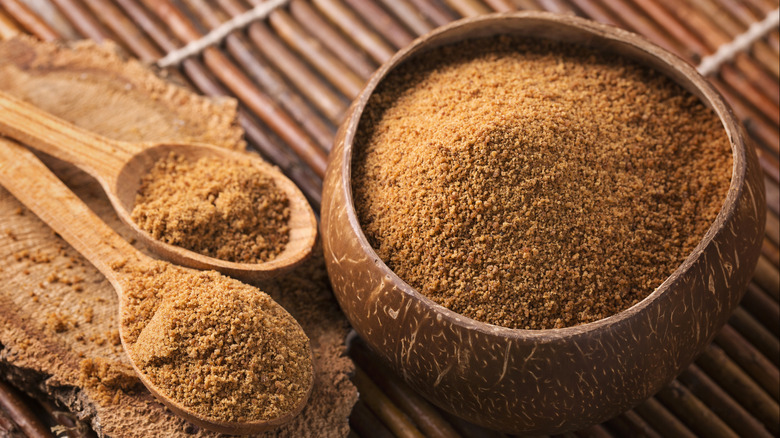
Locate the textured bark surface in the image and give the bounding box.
[0,36,357,438]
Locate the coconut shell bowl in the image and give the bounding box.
[320,11,766,435]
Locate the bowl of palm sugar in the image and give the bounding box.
[321,12,766,435]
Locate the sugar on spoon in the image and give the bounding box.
[0,136,314,434]
[0,91,317,281]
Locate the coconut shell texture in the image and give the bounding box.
[321,13,766,435]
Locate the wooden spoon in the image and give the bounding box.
[0,137,313,435]
[0,91,317,281]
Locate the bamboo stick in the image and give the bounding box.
[352,368,426,438]
[717,82,780,161]
[203,46,329,175]
[435,408,511,438]
[696,344,780,433]
[48,0,110,41]
[752,256,780,302]
[349,339,462,438]
[651,0,780,126]
[0,380,53,438]
[744,0,780,52]
[442,0,492,17]
[765,210,779,247]
[349,400,396,438]
[232,8,348,125]
[238,112,324,208]
[729,306,780,368]
[184,0,336,149]
[655,380,740,438]
[762,238,780,267]
[715,324,780,401]
[267,8,364,98]
[113,0,179,54]
[536,0,579,15]
[625,0,780,132]
[312,0,395,64]
[679,364,774,438]
[576,424,615,438]
[566,0,620,26]
[0,6,21,40]
[670,0,780,98]
[620,410,663,438]
[113,0,324,205]
[762,190,779,215]
[222,0,348,124]
[719,0,770,26]
[79,0,162,62]
[633,397,697,438]
[407,0,458,26]
[596,0,690,57]
[767,181,780,217]
[767,29,779,52]
[72,0,201,108]
[747,136,779,186]
[602,415,639,437]
[376,0,435,37]
[765,181,780,218]
[140,0,329,177]
[704,0,780,80]
[624,0,709,56]
[707,75,780,180]
[483,0,516,12]
[224,30,336,150]
[743,283,780,334]
[717,65,780,129]
[341,0,414,50]
[744,0,778,14]
[288,0,377,80]
[604,410,663,438]
[744,126,780,179]
[647,0,724,51]
[511,0,543,11]
[0,0,58,41]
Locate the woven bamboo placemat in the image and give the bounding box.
[0,0,777,437]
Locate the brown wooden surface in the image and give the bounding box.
[0,0,778,437]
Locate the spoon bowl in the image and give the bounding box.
[0,91,317,280]
[113,142,318,279]
[0,137,314,434]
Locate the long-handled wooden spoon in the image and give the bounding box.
[0,136,313,435]
[0,91,317,281]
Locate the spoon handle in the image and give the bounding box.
[0,137,142,288]
[0,91,137,184]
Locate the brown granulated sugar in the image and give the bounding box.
[120,261,312,423]
[79,357,140,404]
[131,153,290,263]
[352,36,733,330]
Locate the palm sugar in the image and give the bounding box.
[79,357,139,403]
[120,261,312,423]
[131,153,290,263]
[352,36,732,330]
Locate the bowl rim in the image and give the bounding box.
[336,11,749,340]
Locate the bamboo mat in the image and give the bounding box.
[0,0,778,437]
